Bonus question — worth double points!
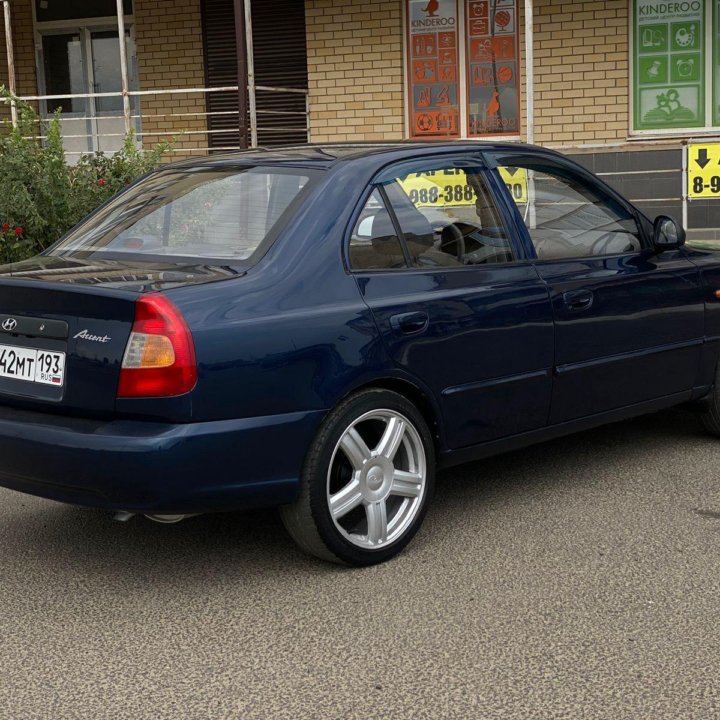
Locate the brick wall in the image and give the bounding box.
[0,0,207,157]
[305,0,631,147]
[0,0,38,121]
[0,0,636,150]
[134,0,208,157]
[306,0,405,142]
[533,0,629,145]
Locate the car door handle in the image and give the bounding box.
[390,311,429,335]
[562,289,594,311]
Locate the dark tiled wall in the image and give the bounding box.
[566,148,720,234]
[567,149,687,225]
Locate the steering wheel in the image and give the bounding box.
[440,223,466,263]
[589,230,637,256]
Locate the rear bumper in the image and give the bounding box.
[0,405,326,513]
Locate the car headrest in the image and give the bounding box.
[370,212,401,256]
[392,204,434,248]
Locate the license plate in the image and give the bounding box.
[0,343,65,386]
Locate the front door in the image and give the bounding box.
[487,150,705,425]
[348,154,555,450]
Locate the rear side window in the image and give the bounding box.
[51,166,318,264]
[387,165,515,266]
[349,190,408,271]
[361,159,515,269]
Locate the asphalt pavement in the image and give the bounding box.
[1,407,719,719]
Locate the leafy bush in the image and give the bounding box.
[0,88,172,262]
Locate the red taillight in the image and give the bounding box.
[117,294,197,398]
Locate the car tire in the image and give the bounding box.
[280,388,435,566]
[701,364,720,436]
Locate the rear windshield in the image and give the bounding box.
[50,165,319,264]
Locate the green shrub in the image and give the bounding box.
[0,88,172,262]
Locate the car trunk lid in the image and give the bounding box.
[0,256,240,414]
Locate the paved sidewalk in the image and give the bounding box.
[1,408,718,719]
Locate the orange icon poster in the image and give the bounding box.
[414,110,459,136]
[468,1,488,18]
[465,0,521,137]
[406,0,460,138]
[413,59,438,83]
[439,65,457,82]
[469,18,489,36]
[411,34,436,57]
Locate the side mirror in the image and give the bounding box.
[653,215,686,252]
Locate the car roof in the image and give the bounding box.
[168,141,560,171]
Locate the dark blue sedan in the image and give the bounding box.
[0,142,718,565]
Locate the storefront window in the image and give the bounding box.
[406,0,461,138]
[464,0,520,136]
[631,0,720,132]
[405,0,521,139]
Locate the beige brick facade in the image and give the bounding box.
[0,0,38,121]
[0,0,650,151]
[0,0,207,156]
[533,0,629,145]
[306,0,631,147]
[134,0,208,156]
[306,0,405,142]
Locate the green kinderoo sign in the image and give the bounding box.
[634,0,705,130]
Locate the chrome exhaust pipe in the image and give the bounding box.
[144,514,198,524]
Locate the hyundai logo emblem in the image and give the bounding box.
[2,318,17,332]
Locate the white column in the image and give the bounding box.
[524,0,534,144]
[243,0,258,148]
[116,0,132,135]
[3,0,17,126]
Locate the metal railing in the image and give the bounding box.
[4,84,310,157]
[1,0,309,157]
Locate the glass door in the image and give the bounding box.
[39,27,138,158]
[41,32,92,156]
[90,30,138,153]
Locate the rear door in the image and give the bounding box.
[348,153,554,450]
[487,150,705,424]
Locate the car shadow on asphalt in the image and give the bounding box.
[0,407,711,582]
[432,405,707,508]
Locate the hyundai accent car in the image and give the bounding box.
[0,142,718,566]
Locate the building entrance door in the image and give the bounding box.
[38,27,138,158]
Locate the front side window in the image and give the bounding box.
[51,166,317,264]
[496,160,642,260]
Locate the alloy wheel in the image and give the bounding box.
[326,409,427,550]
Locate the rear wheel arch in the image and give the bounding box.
[281,386,436,564]
[339,376,443,453]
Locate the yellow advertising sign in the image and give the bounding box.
[688,143,720,198]
[499,167,528,204]
[398,167,527,208]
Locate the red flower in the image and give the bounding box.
[98,178,107,187]
[14,227,22,236]
[1,223,9,233]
